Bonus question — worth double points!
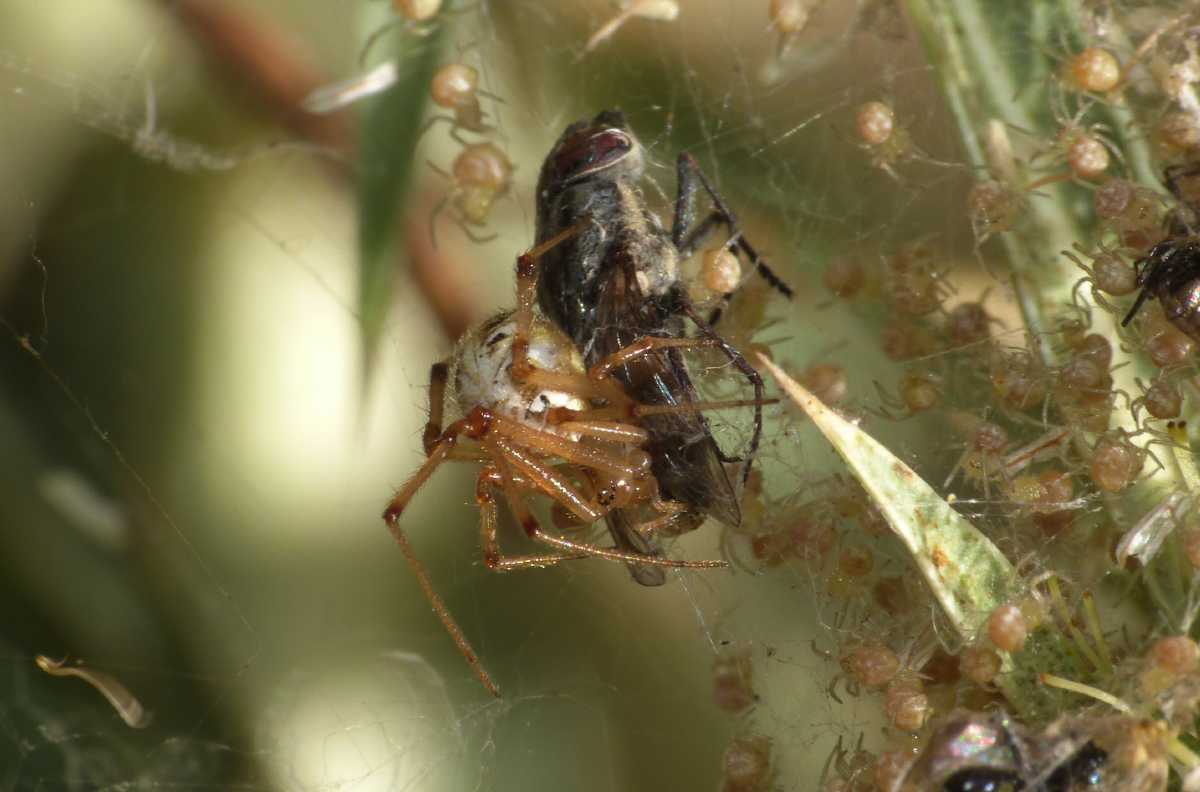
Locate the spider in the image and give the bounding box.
[1122,164,1200,341]
[533,110,793,561]
[383,224,764,696]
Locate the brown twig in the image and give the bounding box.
[406,190,487,339]
[161,0,354,156]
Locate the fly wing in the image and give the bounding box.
[606,509,667,587]
[589,292,742,529]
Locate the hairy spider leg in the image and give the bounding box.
[422,361,450,454]
[486,446,727,569]
[510,219,594,384]
[383,424,501,697]
[475,466,588,571]
[510,330,768,423]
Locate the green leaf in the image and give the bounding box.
[757,354,1020,640]
[357,26,445,385]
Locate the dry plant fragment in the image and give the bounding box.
[1116,491,1192,567]
[584,1,680,54]
[301,61,399,114]
[36,655,151,729]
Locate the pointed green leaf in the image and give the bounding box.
[757,354,1020,641]
[357,28,445,384]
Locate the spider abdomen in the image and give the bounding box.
[450,312,589,426]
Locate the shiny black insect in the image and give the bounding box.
[532,110,792,583]
[941,742,1106,791]
[894,711,1108,792]
[1122,164,1200,340]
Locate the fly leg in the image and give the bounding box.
[671,152,794,325]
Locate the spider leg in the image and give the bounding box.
[490,443,727,569]
[588,334,723,381]
[510,219,593,383]
[550,419,649,445]
[423,361,450,455]
[492,414,650,486]
[382,428,500,697]
[477,467,588,571]
[631,498,689,537]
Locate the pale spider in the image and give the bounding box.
[383,224,759,696]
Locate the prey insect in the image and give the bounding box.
[1122,163,1200,341]
[382,224,766,696]
[533,110,792,583]
[888,710,1108,792]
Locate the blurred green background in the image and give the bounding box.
[0,1,1046,789]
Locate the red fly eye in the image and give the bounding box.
[552,129,633,181]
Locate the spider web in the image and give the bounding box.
[0,1,1182,790]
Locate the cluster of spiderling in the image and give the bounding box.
[710,641,777,792]
[425,58,512,243]
[808,549,1200,792]
[715,16,1200,789]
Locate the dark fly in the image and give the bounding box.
[892,711,1109,792]
[1122,163,1200,339]
[533,110,791,584]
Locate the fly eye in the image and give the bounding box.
[552,130,633,181]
